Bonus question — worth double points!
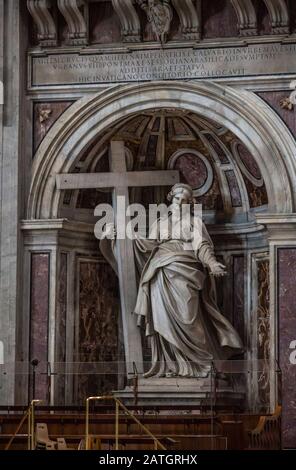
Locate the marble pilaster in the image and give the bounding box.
[256,214,296,448]
[0,0,24,405]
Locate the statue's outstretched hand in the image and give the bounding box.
[104,223,117,240]
[210,262,227,277]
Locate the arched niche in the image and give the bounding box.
[24,81,296,408]
[27,81,295,220]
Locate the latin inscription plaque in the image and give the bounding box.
[30,43,296,88]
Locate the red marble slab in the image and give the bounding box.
[30,253,50,402]
[278,248,296,448]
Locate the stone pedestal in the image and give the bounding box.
[114,377,245,411]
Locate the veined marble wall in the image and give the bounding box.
[278,249,296,449]
[257,91,296,139]
[33,101,73,153]
[54,252,67,404]
[76,258,120,403]
[30,253,50,402]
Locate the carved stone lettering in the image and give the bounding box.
[30,42,296,88]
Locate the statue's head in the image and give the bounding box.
[167,183,195,206]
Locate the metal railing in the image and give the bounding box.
[85,395,166,451]
[5,399,42,451]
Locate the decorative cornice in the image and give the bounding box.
[57,0,88,45]
[230,0,257,36]
[27,0,57,46]
[256,214,296,241]
[21,218,94,233]
[112,0,141,43]
[263,0,289,35]
[172,0,200,41]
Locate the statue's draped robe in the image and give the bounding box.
[133,215,243,377]
[100,214,243,378]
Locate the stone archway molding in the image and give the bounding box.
[28,81,296,219]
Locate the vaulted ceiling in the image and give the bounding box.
[59,109,268,224]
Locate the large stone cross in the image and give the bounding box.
[56,140,179,377]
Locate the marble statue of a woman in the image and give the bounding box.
[101,183,243,379]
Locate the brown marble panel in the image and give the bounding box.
[232,255,245,341]
[206,133,229,164]
[243,175,268,208]
[77,260,120,402]
[30,253,49,401]
[278,248,296,448]
[236,143,262,180]
[257,259,270,408]
[257,91,296,139]
[175,153,208,190]
[225,170,242,207]
[55,253,67,404]
[202,0,238,38]
[34,101,73,153]
[146,135,159,167]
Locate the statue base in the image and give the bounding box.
[114,377,245,411]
